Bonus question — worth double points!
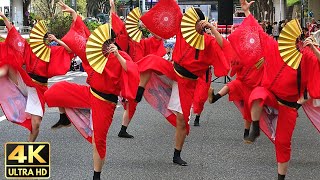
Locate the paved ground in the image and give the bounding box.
[0,73,319,180]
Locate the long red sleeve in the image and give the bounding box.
[302,47,320,98]
[6,25,73,78]
[111,13,129,52]
[62,16,139,98]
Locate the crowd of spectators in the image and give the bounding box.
[258,18,320,40]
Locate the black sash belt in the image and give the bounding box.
[28,73,48,84]
[91,87,118,104]
[173,62,198,80]
[276,96,299,110]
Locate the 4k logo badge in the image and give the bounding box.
[5,142,50,179]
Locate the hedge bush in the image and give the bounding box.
[0,19,5,26]
[84,20,101,32]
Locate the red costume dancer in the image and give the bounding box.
[118,36,167,138]
[192,67,212,126]
[44,2,139,179]
[301,41,320,133]
[0,11,73,142]
[135,6,230,166]
[108,0,172,138]
[239,1,320,179]
[0,39,33,130]
[208,14,266,140]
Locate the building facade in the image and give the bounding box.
[0,0,24,27]
[273,0,319,22]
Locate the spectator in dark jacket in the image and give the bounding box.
[266,21,273,35]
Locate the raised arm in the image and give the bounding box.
[110,0,116,14]
[240,0,255,17]
[198,20,223,47]
[48,34,72,53]
[0,11,12,30]
[57,0,77,22]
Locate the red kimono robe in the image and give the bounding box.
[127,37,166,62]
[248,29,320,163]
[192,67,212,115]
[0,41,35,130]
[227,14,265,122]
[44,16,140,159]
[111,12,129,52]
[112,12,166,62]
[301,47,320,133]
[137,29,230,134]
[125,37,167,120]
[0,27,73,131]
[111,11,167,121]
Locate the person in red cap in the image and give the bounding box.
[239,1,320,179]
[0,10,73,142]
[134,6,231,165]
[44,2,139,179]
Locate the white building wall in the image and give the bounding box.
[0,0,11,16]
[12,0,23,27]
[0,0,23,27]
[273,0,286,22]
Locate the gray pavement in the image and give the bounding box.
[0,73,319,180]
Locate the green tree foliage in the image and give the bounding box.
[46,14,73,39]
[141,28,150,38]
[84,20,101,32]
[0,19,5,26]
[65,0,87,15]
[32,0,58,19]
[287,0,301,6]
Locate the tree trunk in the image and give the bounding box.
[253,0,274,22]
[23,0,31,26]
[87,0,115,17]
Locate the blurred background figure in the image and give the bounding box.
[266,21,273,36]
[272,22,279,40]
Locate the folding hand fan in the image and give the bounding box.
[181,7,205,50]
[86,23,112,74]
[278,19,303,69]
[29,20,51,62]
[125,7,142,42]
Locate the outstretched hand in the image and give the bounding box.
[240,0,255,16]
[108,44,119,56]
[48,34,58,42]
[110,0,115,8]
[198,20,213,30]
[57,0,75,14]
[110,0,116,14]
